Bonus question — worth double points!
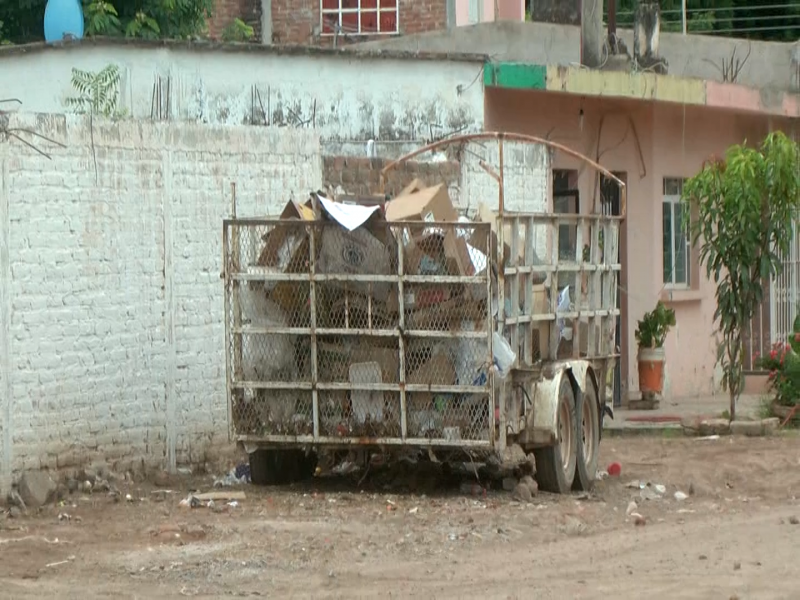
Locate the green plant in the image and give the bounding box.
[124,10,161,39]
[84,1,121,35]
[635,301,676,349]
[66,64,121,117]
[221,18,253,42]
[66,64,123,184]
[684,132,800,420]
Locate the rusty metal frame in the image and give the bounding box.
[223,133,625,453]
[379,131,625,449]
[378,131,627,218]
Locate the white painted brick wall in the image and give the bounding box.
[459,140,551,258]
[0,113,321,492]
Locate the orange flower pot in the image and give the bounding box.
[638,347,665,395]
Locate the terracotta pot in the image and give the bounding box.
[638,346,665,395]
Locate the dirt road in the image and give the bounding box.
[2,436,800,599]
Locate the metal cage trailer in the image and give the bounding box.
[222,133,623,493]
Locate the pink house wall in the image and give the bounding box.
[485,87,784,400]
[455,0,525,25]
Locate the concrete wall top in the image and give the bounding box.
[353,20,798,93]
[0,38,486,149]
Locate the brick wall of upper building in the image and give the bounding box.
[209,0,448,45]
[207,0,262,40]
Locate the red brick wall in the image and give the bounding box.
[208,0,262,40]
[323,156,460,198]
[271,0,447,45]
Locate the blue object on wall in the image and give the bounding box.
[44,0,85,43]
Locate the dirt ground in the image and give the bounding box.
[2,436,800,600]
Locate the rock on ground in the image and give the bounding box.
[17,471,57,509]
[512,482,533,503]
[681,417,731,436]
[520,475,538,496]
[730,418,779,437]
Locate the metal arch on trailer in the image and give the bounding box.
[378,131,628,218]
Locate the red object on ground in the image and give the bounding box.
[607,462,622,477]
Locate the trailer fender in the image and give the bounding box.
[523,361,590,447]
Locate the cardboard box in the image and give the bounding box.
[385,285,451,314]
[317,341,399,383]
[395,178,426,198]
[385,184,474,276]
[408,352,457,412]
[257,200,314,268]
[316,226,392,301]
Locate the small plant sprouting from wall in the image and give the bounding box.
[66,64,122,117]
[66,64,124,183]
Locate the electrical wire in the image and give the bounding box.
[616,3,800,17]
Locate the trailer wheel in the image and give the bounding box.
[534,376,578,494]
[249,449,278,486]
[573,377,600,491]
[249,449,317,486]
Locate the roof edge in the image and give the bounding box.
[0,36,489,63]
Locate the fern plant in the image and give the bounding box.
[66,64,121,118]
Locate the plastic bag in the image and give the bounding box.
[492,332,517,379]
[557,285,573,342]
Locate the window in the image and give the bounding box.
[321,0,399,36]
[662,178,690,288]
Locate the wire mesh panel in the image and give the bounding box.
[500,213,621,363]
[223,218,494,448]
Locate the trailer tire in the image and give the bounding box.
[249,449,278,486]
[573,377,600,491]
[534,376,578,494]
[249,449,317,486]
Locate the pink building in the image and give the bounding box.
[455,0,525,25]
[358,20,800,405]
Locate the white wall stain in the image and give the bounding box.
[0,46,484,145]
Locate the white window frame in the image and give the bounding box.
[320,0,400,36]
[662,177,691,289]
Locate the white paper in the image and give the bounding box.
[319,196,379,232]
[466,243,487,273]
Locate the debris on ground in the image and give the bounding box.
[607,462,622,477]
[213,464,251,488]
[17,471,57,509]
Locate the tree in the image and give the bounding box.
[682,132,800,421]
[0,0,213,44]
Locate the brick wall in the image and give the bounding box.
[0,113,321,491]
[322,143,549,218]
[271,0,447,45]
[323,156,460,199]
[208,0,262,40]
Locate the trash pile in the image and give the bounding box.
[231,178,556,441]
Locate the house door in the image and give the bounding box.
[600,173,627,408]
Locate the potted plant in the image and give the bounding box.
[635,301,676,395]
